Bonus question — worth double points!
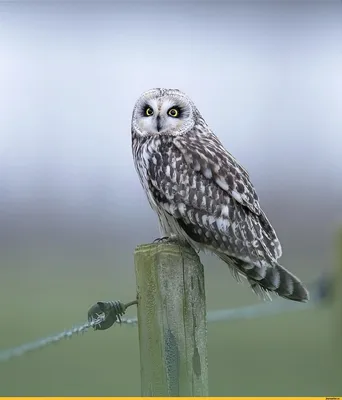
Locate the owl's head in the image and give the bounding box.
[131,88,196,137]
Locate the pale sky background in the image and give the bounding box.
[0,0,341,261]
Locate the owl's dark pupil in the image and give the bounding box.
[169,108,179,117]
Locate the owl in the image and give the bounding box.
[131,88,309,302]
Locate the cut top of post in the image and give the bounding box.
[135,241,201,261]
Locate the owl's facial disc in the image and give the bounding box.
[132,89,195,136]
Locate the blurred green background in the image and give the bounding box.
[0,249,341,396]
[0,0,341,396]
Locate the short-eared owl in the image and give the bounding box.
[131,88,309,302]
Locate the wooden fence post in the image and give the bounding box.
[134,242,208,396]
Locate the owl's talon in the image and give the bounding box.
[153,236,169,243]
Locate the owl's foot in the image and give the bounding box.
[153,236,170,244]
[152,236,194,253]
[153,236,188,247]
[153,236,182,244]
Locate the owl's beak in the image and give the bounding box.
[156,115,162,132]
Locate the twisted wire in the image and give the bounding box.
[0,314,105,363]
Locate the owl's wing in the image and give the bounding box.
[173,131,282,260]
[174,132,261,215]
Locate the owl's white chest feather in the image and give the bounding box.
[133,137,159,212]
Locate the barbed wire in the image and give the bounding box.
[0,312,138,364]
[0,274,331,364]
[207,296,314,324]
[0,314,105,363]
[0,300,138,363]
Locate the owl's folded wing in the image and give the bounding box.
[174,133,261,216]
[173,131,282,259]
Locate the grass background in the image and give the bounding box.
[0,250,340,396]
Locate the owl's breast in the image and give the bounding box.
[132,135,164,212]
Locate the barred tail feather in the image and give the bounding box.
[250,263,310,302]
[217,253,309,302]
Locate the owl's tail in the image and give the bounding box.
[247,263,309,302]
[218,254,309,302]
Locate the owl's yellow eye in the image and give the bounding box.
[168,108,179,117]
[145,107,154,116]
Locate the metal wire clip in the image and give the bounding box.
[87,300,137,331]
